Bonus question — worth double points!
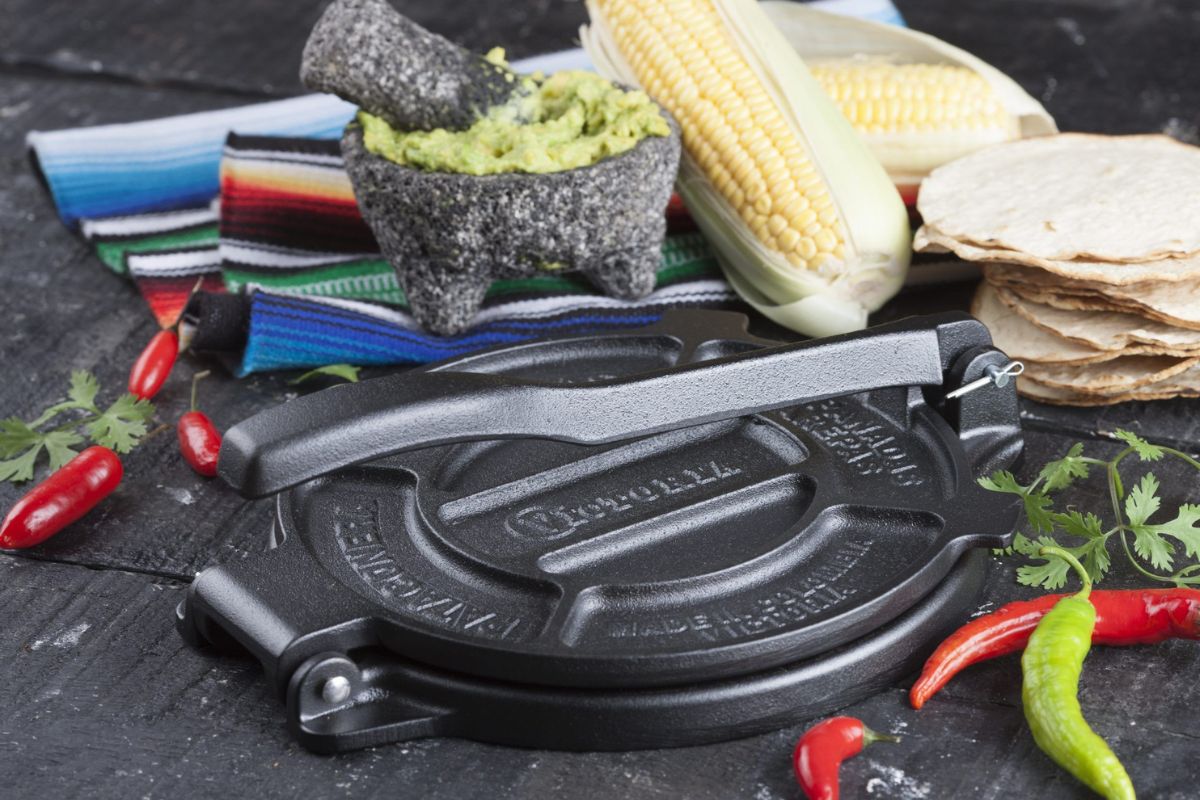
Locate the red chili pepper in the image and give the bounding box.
[0,446,123,549]
[793,716,900,800]
[177,371,221,477]
[910,588,1200,709]
[128,328,179,400]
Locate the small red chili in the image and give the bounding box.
[793,716,900,800]
[910,588,1200,709]
[0,446,123,549]
[177,371,221,477]
[129,328,179,400]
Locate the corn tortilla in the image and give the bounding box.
[917,134,1200,262]
[994,285,1200,352]
[1022,353,1200,394]
[973,283,1132,364]
[1018,377,1200,406]
[984,264,1200,330]
[915,224,1200,284]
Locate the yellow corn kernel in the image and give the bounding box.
[810,62,1011,136]
[593,0,845,271]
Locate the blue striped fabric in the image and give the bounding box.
[239,270,739,373]
[28,95,357,225]
[243,293,668,370]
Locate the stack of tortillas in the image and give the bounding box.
[914,133,1200,405]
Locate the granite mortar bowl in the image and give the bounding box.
[341,112,682,336]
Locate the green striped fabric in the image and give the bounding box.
[224,232,721,313]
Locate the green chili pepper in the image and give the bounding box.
[1021,546,1136,800]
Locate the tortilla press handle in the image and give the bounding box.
[219,312,1010,497]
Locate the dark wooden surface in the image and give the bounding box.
[1,1,1199,797]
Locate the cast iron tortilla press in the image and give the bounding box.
[178,309,1024,753]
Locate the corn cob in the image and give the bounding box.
[809,60,1018,180]
[583,0,911,336]
[812,62,1011,135]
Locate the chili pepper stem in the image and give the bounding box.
[190,371,211,412]
[860,728,901,746]
[140,422,174,443]
[1039,546,1091,598]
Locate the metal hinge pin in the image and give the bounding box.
[321,675,352,705]
[945,361,1025,400]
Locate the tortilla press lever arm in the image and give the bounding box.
[218,312,1008,498]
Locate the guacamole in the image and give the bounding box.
[359,60,670,175]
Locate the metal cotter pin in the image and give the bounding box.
[945,361,1025,400]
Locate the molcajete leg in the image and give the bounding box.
[581,237,660,300]
[399,262,491,336]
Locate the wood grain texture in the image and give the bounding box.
[2,0,1200,797]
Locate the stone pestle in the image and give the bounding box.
[301,0,520,132]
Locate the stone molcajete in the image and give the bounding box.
[301,0,682,335]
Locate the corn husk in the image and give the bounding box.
[581,0,911,337]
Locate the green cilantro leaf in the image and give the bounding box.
[1125,473,1162,527]
[1039,443,1090,492]
[1076,537,1113,584]
[290,363,362,385]
[979,470,1055,533]
[1114,429,1165,461]
[1140,504,1200,560]
[87,393,154,453]
[1133,526,1175,570]
[1052,509,1105,540]
[1023,491,1056,534]
[1015,536,1074,589]
[0,448,42,483]
[1123,473,1180,570]
[1009,532,1041,557]
[0,422,83,481]
[0,417,42,458]
[68,370,100,409]
[1015,536,1111,589]
[979,470,1024,496]
[42,430,84,471]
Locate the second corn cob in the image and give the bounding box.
[811,61,1017,179]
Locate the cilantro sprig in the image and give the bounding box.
[984,429,1200,589]
[289,363,362,385]
[0,370,155,483]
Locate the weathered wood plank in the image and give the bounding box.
[0,0,589,97]
[2,554,1198,800]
